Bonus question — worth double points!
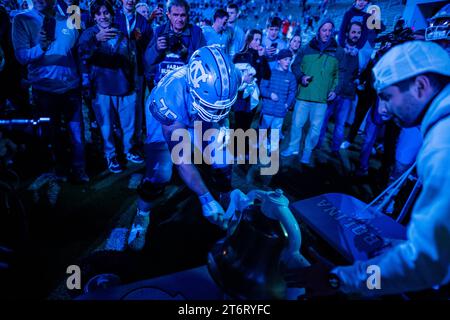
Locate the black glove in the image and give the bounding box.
[284,247,341,298]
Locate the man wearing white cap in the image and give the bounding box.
[286,41,450,297]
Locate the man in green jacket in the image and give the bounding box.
[282,17,339,165]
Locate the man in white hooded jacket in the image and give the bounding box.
[286,41,450,297]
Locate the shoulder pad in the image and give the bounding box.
[149,96,178,126]
[149,66,191,126]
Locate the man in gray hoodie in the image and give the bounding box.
[286,41,450,297]
[12,0,87,182]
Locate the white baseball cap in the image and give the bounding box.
[373,41,450,92]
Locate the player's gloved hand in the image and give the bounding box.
[284,247,339,298]
[199,192,228,230]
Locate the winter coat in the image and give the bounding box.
[79,25,136,96]
[335,43,359,99]
[260,67,297,118]
[291,37,339,104]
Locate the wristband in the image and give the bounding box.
[199,192,214,205]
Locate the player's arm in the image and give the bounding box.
[161,120,209,197]
[162,121,227,229]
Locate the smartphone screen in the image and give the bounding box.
[271,42,278,49]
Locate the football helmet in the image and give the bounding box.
[426,4,450,42]
[187,46,241,122]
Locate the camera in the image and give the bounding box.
[162,32,184,54]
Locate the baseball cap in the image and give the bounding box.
[373,41,450,92]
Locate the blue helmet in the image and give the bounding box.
[426,4,450,42]
[187,46,241,122]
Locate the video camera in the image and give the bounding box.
[162,32,185,55]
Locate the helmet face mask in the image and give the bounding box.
[425,23,450,41]
[426,5,450,42]
[187,46,241,122]
[191,90,236,122]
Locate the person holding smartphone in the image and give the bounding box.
[282,17,339,166]
[12,0,88,183]
[151,3,165,25]
[262,16,287,69]
[79,0,139,174]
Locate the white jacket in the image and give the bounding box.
[333,84,450,296]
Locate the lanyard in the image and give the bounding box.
[124,11,137,37]
[56,4,65,16]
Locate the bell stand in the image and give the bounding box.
[357,162,421,224]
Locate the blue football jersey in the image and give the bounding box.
[145,66,198,143]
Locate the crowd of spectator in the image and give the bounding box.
[0,0,438,184]
[1,0,447,252]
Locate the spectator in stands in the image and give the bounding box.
[135,2,150,20]
[262,16,287,68]
[281,18,289,39]
[287,32,301,66]
[79,0,139,173]
[233,29,271,131]
[12,0,88,183]
[202,9,231,54]
[137,2,164,26]
[338,0,372,50]
[317,22,362,159]
[144,0,205,86]
[340,56,377,151]
[116,0,153,158]
[226,2,245,57]
[259,49,297,153]
[281,17,338,166]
